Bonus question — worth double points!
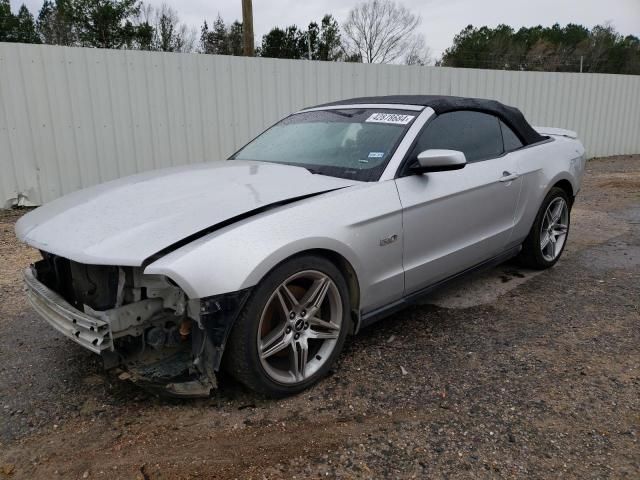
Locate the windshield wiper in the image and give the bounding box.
[326,109,365,118]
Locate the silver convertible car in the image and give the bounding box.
[17,95,586,397]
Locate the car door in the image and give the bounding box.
[394,110,523,295]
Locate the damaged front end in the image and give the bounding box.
[24,252,250,398]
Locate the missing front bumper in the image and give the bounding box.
[23,266,252,398]
[23,267,113,353]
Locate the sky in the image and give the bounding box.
[16,0,640,59]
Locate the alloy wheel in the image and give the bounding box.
[540,197,569,262]
[257,270,343,385]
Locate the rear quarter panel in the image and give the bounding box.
[509,136,586,247]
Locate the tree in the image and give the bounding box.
[15,4,40,43]
[440,23,640,74]
[72,0,141,49]
[404,35,431,65]
[211,15,229,54]
[258,25,303,59]
[257,14,343,61]
[155,4,177,51]
[36,0,76,45]
[199,19,212,53]
[0,1,40,43]
[227,20,242,55]
[317,14,342,61]
[200,14,230,54]
[342,0,427,63]
[151,3,194,52]
[0,0,17,42]
[131,4,153,50]
[200,15,243,55]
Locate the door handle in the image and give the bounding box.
[499,171,519,182]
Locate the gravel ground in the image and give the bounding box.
[0,155,638,479]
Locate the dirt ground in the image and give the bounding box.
[0,155,638,479]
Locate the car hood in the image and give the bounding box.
[16,160,357,266]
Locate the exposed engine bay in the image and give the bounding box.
[28,252,250,398]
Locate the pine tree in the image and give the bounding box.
[15,4,40,43]
[211,14,228,54]
[259,25,304,59]
[73,0,141,49]
[227,20,242,56]
[0,0,16,42]
[317,15,342,61]
[149,4,194,53]
[200,20,212,53]
[135,19,153,50]
[36,0,56,43]
[36,0,76,45]
[257,14,343,61]
[156,8,177,51]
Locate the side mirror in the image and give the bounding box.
[410,149,467,174]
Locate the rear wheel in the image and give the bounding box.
[224,255,350,397]
[519,187,571,269]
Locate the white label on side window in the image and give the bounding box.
[365,113,415,125]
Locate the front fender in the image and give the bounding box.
[242,236,363,290]
[144,181,404,313]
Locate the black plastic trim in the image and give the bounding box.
[359,245,522,328]
[188,287,254,385]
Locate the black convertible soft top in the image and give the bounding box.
[312,95,545,146]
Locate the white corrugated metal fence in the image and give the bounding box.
[1,42,639,206]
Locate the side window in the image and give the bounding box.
[408,111,504,163]
[500,121,524,152]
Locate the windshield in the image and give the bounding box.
[230,108,417,181]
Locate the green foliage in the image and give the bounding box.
[0,0,14,42]
[227,20,242,56]
[15,5,40,43]
[200,16,241,55]
[209,16,229,54]
[201,16,229,55]
[257,14,343,61]
[0,0,151,48]
[1,0,40,42]
[151,4,189,52]
[317,15,342,61]
[37,0,75,45]
[440,23,640,74]
[4,1,634,75]
[72,0,140,49]
[258,25,302,59]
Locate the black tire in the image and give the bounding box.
[223,255,351,397]
[519,187,571,269]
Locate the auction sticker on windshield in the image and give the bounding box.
[366,113,415,125]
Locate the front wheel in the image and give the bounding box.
[224,255,350,397]
[519,187,571,269]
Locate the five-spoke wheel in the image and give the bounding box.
[257,270,343,384]
[224,255,349,397]
[540,197,569,262]
[520,186,572,269]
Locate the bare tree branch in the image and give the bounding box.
[342,0,425,63]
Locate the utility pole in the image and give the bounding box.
[307,30,312,60]
[242,0,254,56]
[579,55,583,73]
